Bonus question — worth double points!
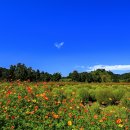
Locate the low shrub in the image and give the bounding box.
[95,88,114,105]
[113,89,125,105]
[78,88,90,105]
[89,102,101,114]
[121,92,130,108]
[89,89,97,102]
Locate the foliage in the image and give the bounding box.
[77,88,90,105]
[95,88,115,105]
[0,63,61,82]
[0,63,130,83]
[121,92,130,108]
[0,82,130,130]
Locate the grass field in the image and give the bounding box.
[0,81,130,130]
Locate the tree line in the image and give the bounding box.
[0,63,130,82]
[0,63,61,82]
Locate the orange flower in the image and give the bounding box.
[45,115,48,119]
[34,106,38,111]
[53,114,59,119]
[68,113,72,118]
[102,117,107,121]
[84,109,88,113]
[18,95,21,99]
[43,82,47,84]
[94,115,98,119]
[79,103,84,107]
[116,118,122,124]
[43,96,49,100]
[68,121,72,126]
[44,96,49,100]
[70,98,74,102]
[27,87,32,93]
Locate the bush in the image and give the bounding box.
[95,88,114,105]
[113,89,125,105]
[102,105,127,118]
[78,88,90,105]
[89,89,97,102]
[89,102,101,114]
[121,92,130,108]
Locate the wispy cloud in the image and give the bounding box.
[54,42,64,49]
[87,65,130,71]
[75,65,86,69]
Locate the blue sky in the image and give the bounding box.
[0,0,130,76]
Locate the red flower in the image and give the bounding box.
[7,90,12,94]
[27,87,32,93]
[6,90,12,96]
[18,95,21,99]
[11,116,15,119]
[11,126,15,129]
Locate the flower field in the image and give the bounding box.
[0,81,130,130]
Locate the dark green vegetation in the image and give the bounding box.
[0,63,130,82]
[0,63,61,82]
[0,82,130,129]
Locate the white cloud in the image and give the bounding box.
[54,42,64,49]
[75,65,86,69]
[88,65,130,71]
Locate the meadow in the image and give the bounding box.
[0,81,130,130]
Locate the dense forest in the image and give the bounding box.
[0,63,130,82]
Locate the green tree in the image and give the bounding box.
[27,67,36,81]
[40,71,44,81]
[52,73,62,81]
[8,65,16,81]
[36,69,40,81]
[69,70,79,82]
[44,72,51,82]
[79,72,87,82]
[14,63,28,81]
[0,67,9,81]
